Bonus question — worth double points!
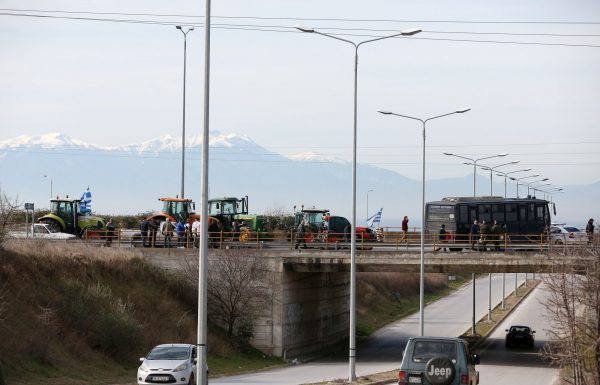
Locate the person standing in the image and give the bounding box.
[295,220,307,249]
[149,218,158,248]
[587,218,595,245]
[162,218,174,248]
[479,220,491,251]
[192,217,201,248]
[231,220,240,242]
[176,219,185,247]
[437,224,448,252]
[401,216,409,243]
[491,220,502,251]
[105,219,115,247]
[469,220,479,251]
[139,217,149,247]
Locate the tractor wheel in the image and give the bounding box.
[39,219,61,233]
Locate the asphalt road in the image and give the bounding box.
[476,283,559,385]
[211,273,531,385]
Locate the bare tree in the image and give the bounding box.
[181,249,269,338]
[0,189,21,244]
[542,248,600,385]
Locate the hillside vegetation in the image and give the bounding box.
[0,241,281,385]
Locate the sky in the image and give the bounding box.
[1,0,600,187]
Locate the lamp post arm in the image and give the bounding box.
[424,111,460,123]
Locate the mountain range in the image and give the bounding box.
[0,132,596,228]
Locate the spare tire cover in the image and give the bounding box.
[424,356,456,385]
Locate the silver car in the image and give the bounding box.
[549,224,587,245]
[137,344,197,385]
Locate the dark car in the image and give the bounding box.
[505,325,535,349]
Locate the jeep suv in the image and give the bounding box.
[398,337,479,385]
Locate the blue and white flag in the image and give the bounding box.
[366,208,383,229]
[80,187,92,215]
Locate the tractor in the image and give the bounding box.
[208,196,265,241]
[292,205,376,245]
[37,198,106,237]
[148,197,198,224]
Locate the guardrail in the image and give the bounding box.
[5,222,597,252]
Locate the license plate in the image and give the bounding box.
[408,375,422,383]
[152,376,170,381]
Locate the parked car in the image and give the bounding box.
[549,224,587,245]
[505,325,535,349]
[137,344,198,385]
[398,336,479,385]
[7,223,77,241]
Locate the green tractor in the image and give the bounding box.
[37,198,106,237]
[208,196,264,233]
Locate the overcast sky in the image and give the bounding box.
[1,0,600,186]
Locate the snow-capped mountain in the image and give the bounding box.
[0,132,596,226]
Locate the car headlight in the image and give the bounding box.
[139,364,149,373]
[173,363,189,372]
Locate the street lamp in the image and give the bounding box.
[43,174,53,198]
[480,160,520,195]
[378,108,470,336]
[495,168,532,198]
[443,152,508,196]
[366,189,374,221]
[508,174,540,197]
[525,179,550,196]
[297,25,421,382]
[196,4,211,385]
[176,25,194,199]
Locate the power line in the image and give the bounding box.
[2,8,600,25]
[2,12,600,48]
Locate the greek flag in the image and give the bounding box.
[80,187,92,215]
[366,208,383,229]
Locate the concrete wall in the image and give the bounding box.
[250,255,350,358]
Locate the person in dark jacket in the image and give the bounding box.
[176,219,186,247]
[436,224,447,252]
[587,218,595,244]
[139,218,149,247]
[401,216,409,243]
[491,220,503,251]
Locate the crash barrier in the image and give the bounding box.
[74,227,600,252]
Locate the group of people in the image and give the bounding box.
[138,217,202,248]
[468,219,506,251]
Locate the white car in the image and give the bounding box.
[7,223,77,241]
[549,224,587,245]
[137,344,198,385]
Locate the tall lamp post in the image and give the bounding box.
[480,160,520,195]
[297,25,421,381]
[378,108,470,336]
[495,168,532,198]
[196,3,210,385]
[443,151,507,334]
[43,174,53,198]
[443,152,508,196]
[176,25,194,199]
[524,180,550,196]
[367,189,374,220]
[508,174,540,197]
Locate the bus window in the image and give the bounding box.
[528,204,535,221]
[478,204,491,222]
[492,204,505,222]
[519,204,527,221]
[506,204,517,222]
[459,205,469,223]
[536,205,545,221]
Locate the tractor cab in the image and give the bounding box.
[152,197,196,223]
[49,199,78,234]
[208,196,248,230]
[293,206,331,233]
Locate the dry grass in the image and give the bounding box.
[0,240,280,384]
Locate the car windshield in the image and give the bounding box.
[147,346,190,360]
[510,326,531,334]
[412,341,457,362]
[564,227,580,232]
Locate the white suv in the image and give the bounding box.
[549,224,587,245]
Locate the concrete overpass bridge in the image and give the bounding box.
[141,247,595,359]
